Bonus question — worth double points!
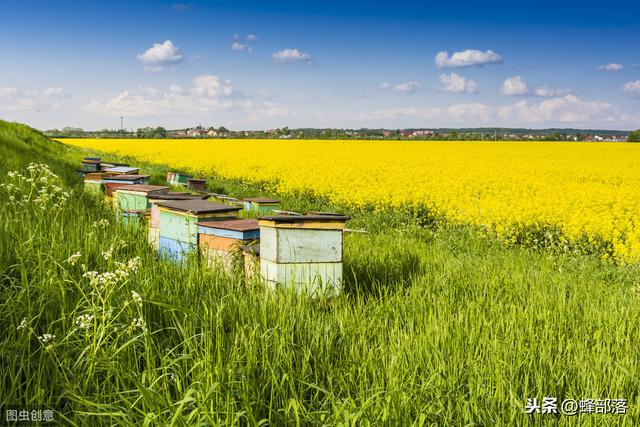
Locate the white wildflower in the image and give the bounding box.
[102,246,113,260]
[66,252,81,266]
[75,314,95,330]
[17,317,28,331]
[131,317,147,333]
[38,333,56,344]
[131,291,143,306]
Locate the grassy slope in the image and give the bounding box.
[1,121,640,425]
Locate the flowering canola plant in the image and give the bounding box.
[62,138,640,262]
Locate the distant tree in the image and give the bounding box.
[218,126,228,133]
[628,130,640,142]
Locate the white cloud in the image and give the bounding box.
[501,76,529,95]
[230,42,251,52]
[439,73,478,93]
[393,81,423,94]
[0,85,71,111]
[85,74,234,117]
[354,94,622,127]
[435,49,502,68]
[378,82,391,90]
[43,87,71,98]
[622,80,640,98]
[497,95,613,124]
[534,86,556,97]
[137,40,183,71]
[239,100,290,120]
[191,75,233,97]
[246,34,258,41]
[272,48,312,63]
[0,86,19,97]
[501,76,569,97]
[84,74,289,124]
[597,63,623,71]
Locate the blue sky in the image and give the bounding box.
[0,0,639,130]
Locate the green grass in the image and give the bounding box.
[2,120,640,425]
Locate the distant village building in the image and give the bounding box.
[186,127,207,137]
[400,129,434,138]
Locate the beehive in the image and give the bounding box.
[243,197,280,214]
[83,172,116,194]
[114,185,169,212]
[166,172,192,186]
[82,158,101,172]
[156,200,241,261]
[258,214,349,296]
[187,178,207,192]
[147,193,210,251]
[197,219,260,272]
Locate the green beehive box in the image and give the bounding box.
[114,185,169,212]
[157,200,242,246]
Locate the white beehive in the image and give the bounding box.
[258,214,349,297]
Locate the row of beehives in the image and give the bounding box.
[80,157,349,296]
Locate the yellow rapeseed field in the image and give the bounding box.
[62,138,640,262]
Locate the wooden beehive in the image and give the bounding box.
[148,193,210,229]
[258,214,349,296]
[197,219,260,272]
[82,158,101,172]
[187,178,207,192]
[167,172,192,186]
[114,185,169,212]
[156,200,241,261]
[243,197,280,214]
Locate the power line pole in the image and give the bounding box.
[120,116,124,132]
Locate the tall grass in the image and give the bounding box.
[1,121,640,425]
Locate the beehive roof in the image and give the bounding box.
[106,166,139,174]
[105,174,150,181]
[156,199,241,214]
[258,214,350,222]
[306,211,346,216]
[114,184,168,193]
[148,192,209,200]
[244,197,280,203]
[196,219,259,231]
